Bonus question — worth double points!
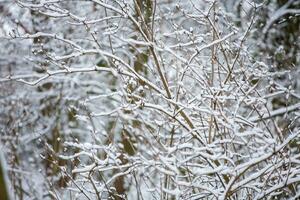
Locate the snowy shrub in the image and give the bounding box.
[0,0,299,199]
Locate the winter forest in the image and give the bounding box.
[0,0,300,199]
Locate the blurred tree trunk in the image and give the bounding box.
[0,151,10,200]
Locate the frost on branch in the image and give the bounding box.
[0,0,300,199]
